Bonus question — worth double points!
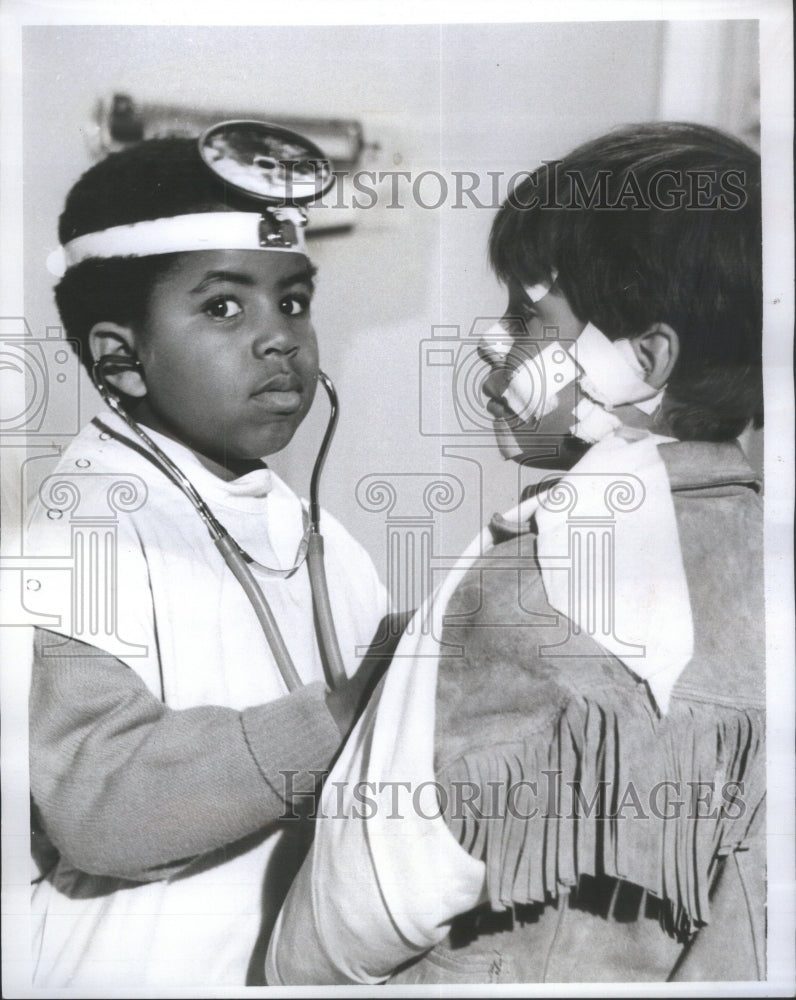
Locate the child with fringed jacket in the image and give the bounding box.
[266,121,766,986]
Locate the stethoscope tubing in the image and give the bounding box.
[307,532,347,689]
[93,357,346,693]
[214,532,305,691]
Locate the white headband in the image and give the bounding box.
[47,210,308,277]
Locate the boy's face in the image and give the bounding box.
[131,249,319,476]
[481,282,589,469]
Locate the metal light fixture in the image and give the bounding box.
[90,94,371,233]
[94,94,366,175]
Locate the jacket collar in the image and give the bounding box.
[658,440,761,494]
[495,438,760,544]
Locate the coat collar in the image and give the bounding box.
[496,439,761,544]
[658,440,761,494]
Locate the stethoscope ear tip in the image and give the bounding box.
[93,354,143,380]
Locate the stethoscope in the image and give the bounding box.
[92,355,347,694]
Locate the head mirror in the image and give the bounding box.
[198,119,334,205]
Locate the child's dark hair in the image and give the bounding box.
[55,137,258,375]
[489,122,762,441]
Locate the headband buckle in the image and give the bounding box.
[258,210,303,249]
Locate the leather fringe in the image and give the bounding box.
[442,696,764,937]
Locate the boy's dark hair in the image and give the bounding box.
[489,122,762,441]
[55,137,258,375]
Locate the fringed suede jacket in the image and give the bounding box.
[392,440,765,984]
[266,439,765,986]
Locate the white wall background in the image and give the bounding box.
[21,20,759,601]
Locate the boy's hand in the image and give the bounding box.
[324,611,413,738]
[324,667,375,738]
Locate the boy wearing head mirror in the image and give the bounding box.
[26,126,388,987]
[267,122,765,985]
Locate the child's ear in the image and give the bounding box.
[88,322,147,398]
[630,322,680,389]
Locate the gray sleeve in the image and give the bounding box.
[29,628,343,882]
